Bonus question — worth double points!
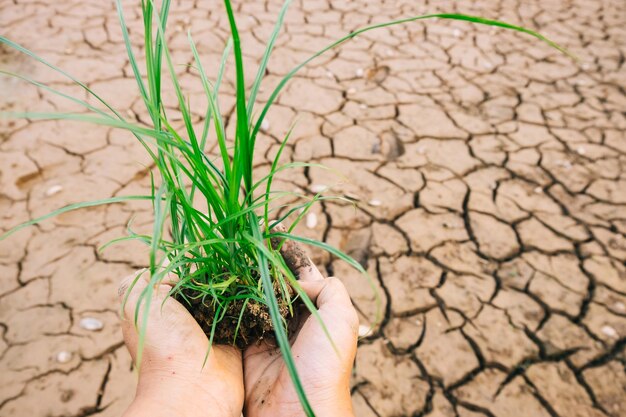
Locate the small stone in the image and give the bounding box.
[260,119,270,132]
[64,48,74,55]
[453,28,462,37]
[577,146,586,155]
[358,324,372,337]
[347,87,357,94]
[355,68,364,77]
[416,146,426,155]
[359,103,367,109]
[613,302,626,313]
[306,213,318,229]
[581,62,591,70]
[386,49,394,57]
[534,186,543,194]
[79,317,104,331]
[601,325,618,338]
[45,185,63,197]
[325,70,334,78]
[368,199,382,207]
[56,351,72,363]
[483,61,494,69]
[310,184,327,193]
[175,24,183,32]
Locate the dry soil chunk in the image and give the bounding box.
[400,139,479,176]
[536,314,602,367]
[582,361,626,416]
[355,340,430,416]
[384,315,424,351]
[437,273,494,318]
[398,105,469,139]
[4,305,71,343]
[455,369,551,417]
[415,309,479,385]
[279,77,343,115]
[396,209,468,253]
[379,256,440,315]
[0,360,109,417]
[517,217,573,252]
[464,305,537,368]
[469,212,520,260]
[526,362,605,417]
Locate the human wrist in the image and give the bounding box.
[312,399,354,417]
[309,384,354,417]
[125,368,240,417]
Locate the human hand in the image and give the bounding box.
[119,270,244,417]
[243,238,359,417]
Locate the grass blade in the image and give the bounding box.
[250,13,572,145]
[0,36,121,118]
[247,214,315,417]
[268,230,382,325]
[0,196,151,241]
[247,0,293,118]
[223,0,252,200]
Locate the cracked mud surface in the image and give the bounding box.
[1,0,625,416]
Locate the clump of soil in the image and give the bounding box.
[176,278,300,349]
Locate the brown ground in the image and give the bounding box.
[1,0,625,416]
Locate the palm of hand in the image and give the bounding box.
[243,278,358,417]
[120,272,245,417]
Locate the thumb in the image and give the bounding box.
[270,222,324,281]
[299,277,359,331]
[118,271,209,366]
[294,278,359,367]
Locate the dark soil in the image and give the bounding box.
[176,279,300,349]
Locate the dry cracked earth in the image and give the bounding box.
[1,0,625,416]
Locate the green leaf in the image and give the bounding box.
[250,13,573,144]
[0,196,152,241]
[247,0,293,118]
[246,214,315,417]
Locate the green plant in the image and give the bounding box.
[0,1,569,415]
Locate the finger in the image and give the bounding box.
[118,269,147,301]
[296,277,359,356]
[118,270,172,344]
[159,258,181,286]
[299,277,357,324]
[119,274,149,360]
[118,266,178,302]
[118,272,209,363]
[270,222,324,282]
